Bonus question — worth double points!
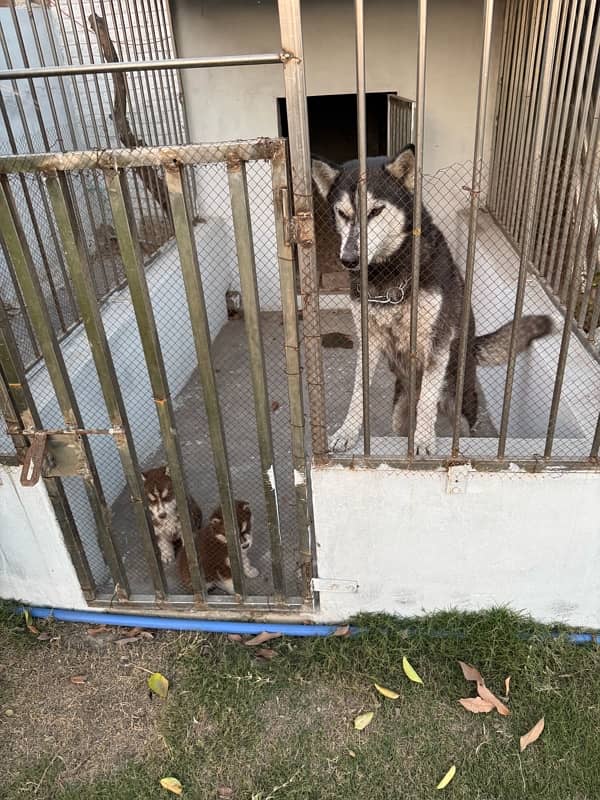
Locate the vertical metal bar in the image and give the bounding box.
[0,232,40,363]
[590,412,600,460]
[104,166,206,601]
[497,0,561,458]
[0,309,95,600]
[354,0,370,456]
[0,175,129,596]
[407,0,427,458]
[163,162,245,600]
[488,0,514,211]
[271,145,313,604]
[544,103,600,458]
[452,0,494,456]
[578,222,600,330]
[387,95,392,157]
[277,0,328,461]
[588,257,600,339]
[227,158,286,601]
[44,170,168,600]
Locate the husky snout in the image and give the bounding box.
[340,225,360,270]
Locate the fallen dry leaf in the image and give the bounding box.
[244,631,282,646]
[459,696,494,714]
[436,764,457,790]
[354,711,374,730]
[458,660,485,685]
[148,672,169,699]
[36,632,51,641]
[138,631,154,640]
[348,749,356,758]
[504,676,511,697]
[127,626,143,637]
[116,636,141,645]
[477,683,510,716]
[23,609,39,635]
[217,787,233,799]
[86,625,110,636]
[402,656,423,684]
[69,675,87,685]
[255,648,277,660]
[227,634,243,643]
[159,776,183,795]
[520,717,545,752]
[374,683,400,700]
[332,625,351,637]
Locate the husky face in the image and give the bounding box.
[312,145,415,270]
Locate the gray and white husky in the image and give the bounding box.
[312,145,553,455]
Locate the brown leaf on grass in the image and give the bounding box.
[116,636,141,645]
[26,624,40,635]
[459,696,494,713]
[127,626,143,637]
[520,717,545,752]
[458,660,485,685]
[504,676,511,697]
[244,632,282,646]
[477,683,510,716]
[70,675,88,685]
[138,631,154,640]
[217,786,234,799]
[332,625,351,637]
[86,625,110,636]
[227,634,243,643]
[255,648,277,660]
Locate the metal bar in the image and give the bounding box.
[0,53,285,81]
[45,170,168,600]
[0,312,95,599]
[227,158,286,600]
[451,0,494,456]
[163,162,245,601]
[488,0,514,210]
[591,413,600,460]
[277,0,328,460]
[588,253,600,338]
[354,0,370,456]
[0,232,40,363]
[578,221,600,330]
[497,0,561,458]
[544,102,600,458]
[104,166,206,602]
[0,139,284,173]
[547,10,600,291]
[407,0,427,458]
[0,174,129,597]
[271,145,313,604]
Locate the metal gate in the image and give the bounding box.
[0,139,317,613]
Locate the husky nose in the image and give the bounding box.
[158,511,166,520]
[341,258,359,271]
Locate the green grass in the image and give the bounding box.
[3,608,600,799]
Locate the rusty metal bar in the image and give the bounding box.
[408,0,427,457]
[488,0,515,210]
[104,166,206,603]
[277,0,328,460]
[227,158,286,601]
[271,146,313,604]
[163,162,245,601]
[452,0,494,455]
[45,170,168,600]
[497,0,561,458]
[544,94,600,458]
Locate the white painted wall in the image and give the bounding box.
[311,465,600,628]
[172,0,505,174]
[0,464,87,608]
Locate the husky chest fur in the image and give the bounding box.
[312,145,552,454]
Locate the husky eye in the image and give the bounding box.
[368,205,384,219]
[336,207,352,222]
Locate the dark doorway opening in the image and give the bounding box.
[278,91,392,290]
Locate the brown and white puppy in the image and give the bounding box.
[141,464,203,564]
[177,500,258,594]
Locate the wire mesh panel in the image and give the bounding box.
[0,140,311,610]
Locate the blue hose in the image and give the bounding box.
[25,606,344,637]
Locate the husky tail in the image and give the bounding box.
[474,314,554,367]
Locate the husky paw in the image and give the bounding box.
[414,428,437,456]
[244,565,259,579]
[328,426,360,453]
[158,543,176,564]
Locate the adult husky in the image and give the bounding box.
[312,145,552,455]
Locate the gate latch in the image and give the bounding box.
[286,211,315,247]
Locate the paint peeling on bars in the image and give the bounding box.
[227,158,286,601]
[451,0,494,456]
[163,162,246,602]
[496,0,562,460]
[104,166,207,605]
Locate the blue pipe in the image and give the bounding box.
[25,606,345,637]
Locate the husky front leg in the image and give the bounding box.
[329,317,383,452]
[413,348,450,455]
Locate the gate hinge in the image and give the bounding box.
[311,577,359,593]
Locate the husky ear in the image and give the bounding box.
[385,144,415,191]
[311,157,340,199]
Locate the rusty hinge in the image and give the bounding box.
[18,427,123,487]
[280,188,314,247]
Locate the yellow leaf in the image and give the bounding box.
[148,672,169,698]
[436,765,456,790]
[402,656,423,684]
[160,777,183,795]
[374,683,400,700]
[520,717,545,752]
[354,711,374,730]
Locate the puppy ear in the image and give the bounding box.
[312,157,341,199]
[385,144,415,191]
